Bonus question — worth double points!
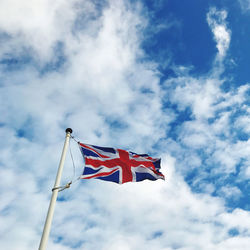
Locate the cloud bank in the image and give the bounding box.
[0,1,249,250]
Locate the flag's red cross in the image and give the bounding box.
[84,148,158,183]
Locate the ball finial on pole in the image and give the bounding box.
[65,128,73,134]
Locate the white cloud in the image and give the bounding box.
[207,7,231,59]
[0,1,250,250]
[238,0,250,11]
[234,115,250,133]
[218,186,242,200]
[0,0,74,61]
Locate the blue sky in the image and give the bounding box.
[1,0,250,249]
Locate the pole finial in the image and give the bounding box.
[65,128,73,134]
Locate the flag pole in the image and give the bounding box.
[39,128,73,250]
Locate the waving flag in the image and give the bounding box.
[79,142,165,184]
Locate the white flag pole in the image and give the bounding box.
[39,128,73,250]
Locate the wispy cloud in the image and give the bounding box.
[163,7,250,208]
[207,7,231,60]
[238,0,250,11]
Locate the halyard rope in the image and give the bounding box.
[52,136,80,192]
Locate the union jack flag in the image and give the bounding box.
[79,142,165,184]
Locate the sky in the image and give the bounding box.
[0,0,250,249]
